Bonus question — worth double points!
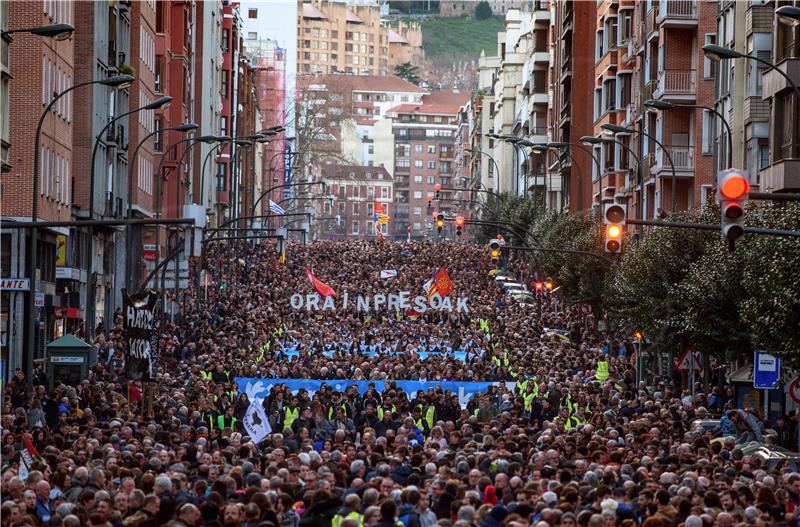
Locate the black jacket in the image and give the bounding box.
[299,498,342,527]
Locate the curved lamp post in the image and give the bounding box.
[2,23,74,40]
[601,123,678,213]
[24,73,133,378]
[644,99,733,169]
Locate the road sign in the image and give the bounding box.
[674,347,702,372]
[789,376,800,404]
[754,352,780,389]
[34,292,45,308]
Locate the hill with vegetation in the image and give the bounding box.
[418,16,505,61]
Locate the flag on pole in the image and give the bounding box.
[374,203,385,214]
[380,269,398,279]
[269,200,285,215]
[243,401,272,444]
[424,278,440,300]
[376,213,390,225]
[306,267,336,297]
[434,267,453,296]
[375,221,384,241]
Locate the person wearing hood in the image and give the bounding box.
[299,490,342,527]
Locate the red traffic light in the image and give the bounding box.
[535,281,543,291]
[719,172,750,200]
[434,183,442,192]
[455,216,464,227]
[432,210,438,219]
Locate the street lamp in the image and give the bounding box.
[2,23,75,40]
[125,122,197,291]
[644,99,733,168]
[776,5,800,27]
[601,122,678,213]
[546,142,597,212]
[703,43,800,102]
[24,73,133,379]
[86,94,171,337]
[581,135,644,222]
[199,136,233,212]
[465,147,500,188]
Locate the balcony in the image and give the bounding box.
[646,8,658,42]
[654,69,696,102]
[744,96,769,124]
[760,159,800,192]
[656,1,697,27]
[652,145,695,177]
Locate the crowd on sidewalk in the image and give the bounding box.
[2,240,800,527]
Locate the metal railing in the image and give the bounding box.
[658,145,694,170]
[659,0,696,20]
[658,70,696,95]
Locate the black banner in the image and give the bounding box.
[123,289,157,381]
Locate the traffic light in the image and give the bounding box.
[603,203,627,253]
[455,216,464,237]
[436,213,444,232]
[544,279,553,291]
[534,281,543,294]
[716,169,749,244]
[427,194,433,209]
[434,183,442,200]
[488,239,501,265]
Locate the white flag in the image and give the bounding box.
[380,269,397,279]
[243,401,272,443]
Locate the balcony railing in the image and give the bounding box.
[657,70,696,96]
[658,0,697,21]
[657,145,695,171]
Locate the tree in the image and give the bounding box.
[475,192,544,246]
[475,1,492,20]
[393,62,421,86]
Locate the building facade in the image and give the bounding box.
[297,0,389,76]
[387,91,471,239]
[387,21,424,70]
[315,164,393,240]
[760,0,800,192]
[2,0,76,373]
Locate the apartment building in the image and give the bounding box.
[2,0,76,371]
[760,0,800,192]
[387,91,471,239]
[439,0,533,17]
[548,0,595,212]
[297,0,389,76]
[475,6,552,200]
[315,164,393,239]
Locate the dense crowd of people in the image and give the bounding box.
[2,240,800,527]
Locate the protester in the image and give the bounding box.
[1,240,799,527]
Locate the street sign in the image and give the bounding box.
[754,352,780,389]
[143,244,158,263]
[789,376,800,404]
[674,347,702,372]
[0,278,30,291]
[34,292,45,308]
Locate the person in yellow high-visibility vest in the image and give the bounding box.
[332,495,363,527]
[596,360,609,381]
[282,398,300,431]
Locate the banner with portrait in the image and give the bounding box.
[123,289,157,381]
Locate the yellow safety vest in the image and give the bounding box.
[210,415,237,430]
[377,405,396,420]
[200,371,212,381]
[332,512,363,527]
[524,391,536,412]
[596,361,609,381]
[284,407,299,428]
[424,406,435,430]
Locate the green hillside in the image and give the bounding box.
[419,16,505,61]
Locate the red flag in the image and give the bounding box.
[306,268,336,297]
[434,267,453,297]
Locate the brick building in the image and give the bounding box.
[314,164,393,240]
[387,21,424,70]
[2,0,76,371]
[548,0,596,211]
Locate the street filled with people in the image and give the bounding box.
[2,240,800,527]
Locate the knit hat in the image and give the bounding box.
[483,485,498,505]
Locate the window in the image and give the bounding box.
[758,141,769,169]
[414,160,423,168]
[605,16,618,51]
[396,159,410,168]
[415,144,423,153]
[594,88,602,121]
[414,175,422,183]
[367,186,374,199]
[381,187,389,199]
[367,203,374,216]
[427,145,435,154]
[427,160,436,169]
[595,29,604,61]
[748,49,770,97]
[702,110,715,155]
[221,70,228,98]
[703,34,717,79]
[216,163,227,190]
[338,202,346,214]
[603,79,616,112]
[351,220,359,235]
[352,202,360,214]
[248,8,257,18]
[427,176,435,185]
[413,206,422,216]
[440,145,449,153]
[413,191,422,199]
[220,116,227,135]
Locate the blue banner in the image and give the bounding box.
[236,378,515,408]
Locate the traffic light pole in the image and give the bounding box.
[504,245,614,265]
[626,219,800,238]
